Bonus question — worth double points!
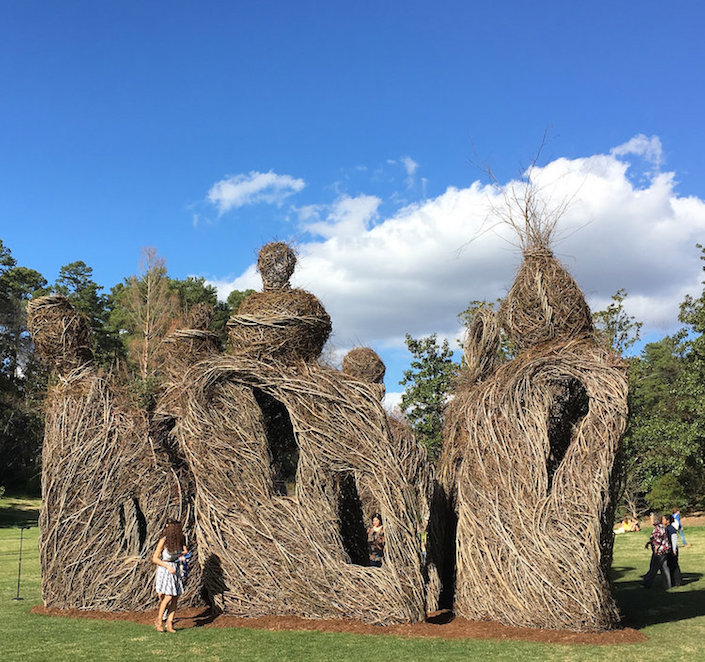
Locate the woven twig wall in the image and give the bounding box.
[174,354,427,624]
[27,296,203,611]
[436,250,628,632]
[28,240,627,633]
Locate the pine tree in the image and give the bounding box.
[399,334,458,461]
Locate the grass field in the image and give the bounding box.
[2,495,704,661]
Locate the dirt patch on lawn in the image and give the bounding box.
[31,606,647,646]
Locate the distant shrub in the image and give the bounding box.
[646,474,688,513]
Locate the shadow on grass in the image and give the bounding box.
[615,574,705,629]
[610,566,636,580]
[0,504,39,528]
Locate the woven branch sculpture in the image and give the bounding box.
[435,247,628,631]
[29,245,428,624]
[27,295,203,611]
[168,243,427,624]
[29,238,626,632]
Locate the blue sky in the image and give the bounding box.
[2,2,704,405]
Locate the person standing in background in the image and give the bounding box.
[664,514,682,587]
[367,513,385,568]
[672,508,691,548]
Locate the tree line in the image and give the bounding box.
[0,240,253,493]
[400,246,705,515]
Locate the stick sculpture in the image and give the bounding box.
[435,243,628,631]
[27,295,202,610]
[170,243,427,624]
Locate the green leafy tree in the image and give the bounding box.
[0,240,47,493]
[646,474,688,513]
[620,335,686,515]
[399,334,458,461]
[169,275,223,337]
[53,260,119,365]
[592,288,643,355]
[210,301,231,342]
[671,244,705,505]
[0,264,48,375]
[169,275,218,315]
[620,246,705,512]
[227,289,255,314]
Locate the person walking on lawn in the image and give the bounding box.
[642,512,672,589]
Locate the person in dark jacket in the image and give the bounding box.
[642,513,672,589]
[664,513,683,587]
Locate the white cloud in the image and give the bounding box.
[401,156,419,177]
[207,171,305,214]
[208,138,705,370]
[383,391,403,412]
[611,134,664,168]
[402,156,419,189]
[302,194,381,239]
[209,264,260,299]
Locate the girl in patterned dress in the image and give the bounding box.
[152,520,188,632]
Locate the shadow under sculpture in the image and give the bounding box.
[435,247,629,631]
[173,243,426,624]
[27,295,202,610]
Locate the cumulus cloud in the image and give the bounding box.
[207,170,305,214]
[209,138,705,370]
[301,194,381,239]
[383,391,404,412]
[611,134,664,168]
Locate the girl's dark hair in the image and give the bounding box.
[372,512,382,525]
[163,520,185,551]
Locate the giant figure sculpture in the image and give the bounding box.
[173,243,426,624]
[29,238,626,633]
[435,244,628,631]
[27,295,202,610]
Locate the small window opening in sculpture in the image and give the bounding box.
[334,472,369,566]
[132,496,148,552]
[118,502,127,551]
[119,497,148,553]
[252,388,299,496]
[546,377,589,492]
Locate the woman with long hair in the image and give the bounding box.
[152,519,188,632]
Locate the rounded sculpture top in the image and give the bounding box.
[341,347,386,402]
[499,249,593,351]
[26,294,93,372]
[258,242,297,291]
[228,241,332,362]
[342,348,386,384]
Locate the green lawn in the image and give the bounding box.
[2,496,704,661]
